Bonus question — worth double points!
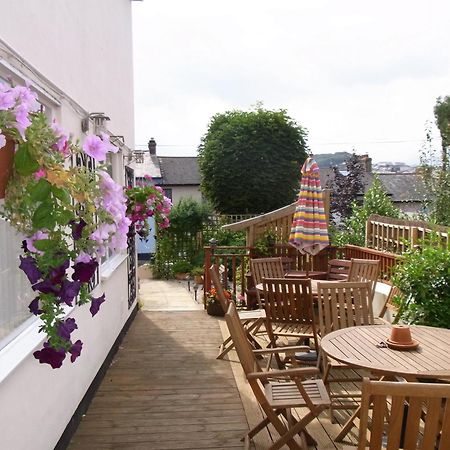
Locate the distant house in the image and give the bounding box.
[321,156,427,217]
[131,139,202,204]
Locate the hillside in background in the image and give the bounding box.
[313,152,353,167]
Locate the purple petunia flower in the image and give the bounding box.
[89,293,106,316]
[72,259,98,283]
[32,278,59,294]
[28,297,43,315]
[50,259,70,284]
[33,344,67,369]
[82,135,108,162]
[71,218,87,241]
[57,318,78,341]
[19,255,42,284]
[59,280,81,306]
[69,340,83,363]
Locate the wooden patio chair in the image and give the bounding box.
[225,301,330,450]
[262,277,319,368]
[348,258,380,309]
[209,265,266,360]
[250,257,285,308]
[378,283,403,323]
[327,259,351,280]
[316,281,374,421]
[347,377,450,449]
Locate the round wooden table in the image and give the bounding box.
[320,324,450,380]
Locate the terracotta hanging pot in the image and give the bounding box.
[0,137,15,199]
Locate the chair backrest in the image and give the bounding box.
[348,258,380,300]
[263,277,318,351]
[224,302,262,377]
[250,257,285,286]
[357,377,450,450]
[209,264,231,313]
[378,283,403,319]
[327,259,351,280]
[317,281,374,337]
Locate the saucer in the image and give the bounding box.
[386,339,419,351]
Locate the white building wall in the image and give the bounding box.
[170,185,203,205]
[0,2,137,449]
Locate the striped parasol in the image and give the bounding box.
[289,157,329,255]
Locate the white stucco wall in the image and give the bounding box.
[170,186,203,205]
[0,2,137,449]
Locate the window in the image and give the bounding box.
[163,188,172,201]
[0,221,35,347]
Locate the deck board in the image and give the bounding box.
[69,311,251,449]
[70,309,361,449]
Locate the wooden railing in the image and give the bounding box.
[366,215,449,253]
[343,244,400,280]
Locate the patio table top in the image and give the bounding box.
[320,324,450,381]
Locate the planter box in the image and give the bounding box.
[206,301,225,317]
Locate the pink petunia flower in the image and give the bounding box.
[33,168,46,180]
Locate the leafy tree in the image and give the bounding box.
[332,176,401,246]
[434,96,450,170]
[198,106,308,214]
[419,96,450,225]
[326,153,365,223]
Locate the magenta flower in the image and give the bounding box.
[33,168,46,180]
[83,135,107,161]
[0,132,6,148]
[34,344,66,369]
[89,293,106,316]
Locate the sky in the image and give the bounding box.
[132,0,450,165]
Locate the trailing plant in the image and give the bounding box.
[125,174,171,239]
[0,82,130,368]
[392,236,450,328]
[254,229,276,257]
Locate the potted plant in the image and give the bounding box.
[0,82,131,368]
[172,260,192,280]
[191,266,204,284]
[205,287,231,316]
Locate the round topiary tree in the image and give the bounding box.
[198,106,308,214]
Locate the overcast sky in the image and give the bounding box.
[132,0,449,165]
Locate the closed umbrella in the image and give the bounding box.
[289,157,329,255]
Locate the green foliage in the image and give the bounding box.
[198,106,308,214]
[331,176,401,246]
[392,238,450,328]
[254,229,276,257]
[172,260,192,274]
[420,98,450,225]
[169,197,213,235]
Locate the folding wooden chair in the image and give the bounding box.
[225,301,330,450]
[378,282,403,324]
[327,259,351,280]
[251,257,285,308]
[262,277,319,368]
[316,281,374,421]
[209,265,266,360]
[347,377,450,449]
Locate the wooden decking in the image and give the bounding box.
[70,307,362,449]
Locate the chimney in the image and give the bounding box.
[358,154,372,173]
[148,138,157,155]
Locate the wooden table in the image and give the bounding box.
[256,279,335,296]
[284,270,328,280]
[321,324,450,442]
[320,324,450,381]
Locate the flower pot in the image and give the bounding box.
[206,301,225,317]
[0,137,15,199]
[175,272,189,281]
[194,275,204,285]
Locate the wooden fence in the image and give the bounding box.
[366,215,449,253]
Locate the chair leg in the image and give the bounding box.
[216,336,234,359]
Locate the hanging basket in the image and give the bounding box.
[206,301,225,317]
[0,138,15,199]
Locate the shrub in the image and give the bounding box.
[392,238,450,328]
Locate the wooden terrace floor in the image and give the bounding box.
[70,302,361,448]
